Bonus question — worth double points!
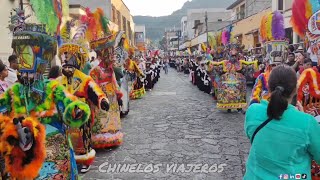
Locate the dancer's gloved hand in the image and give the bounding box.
[101,99,110,111]
[118,99,123,106]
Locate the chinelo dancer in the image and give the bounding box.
[125,48,146,100]
[151,56,159,85]
[114,31,131,117]
[208,27,258,112]
[250,11,288,105]
[292,0,320,177]
[144,58,154,91]
[57,9,110,173]
[89,30,124,148]
[0,7,91,180]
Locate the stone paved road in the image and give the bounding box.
[82,68,250,180]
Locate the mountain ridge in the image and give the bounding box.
[133,0,236,41]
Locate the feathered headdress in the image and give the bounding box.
[272,11,285,40]
[83,8,110,42]
[201,43,207,52]
[57,8,99,70]
[221,25,233,46]
[208,32,217,50]
[30,0,69,35]
[290,0,314,38]
[222,30,228,45]
[216,31,222,46]
[260,11,285,42]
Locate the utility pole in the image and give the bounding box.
[205,11,209,48]
[177,30,181,51]
[20,0,23,10]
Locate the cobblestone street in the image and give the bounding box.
[82,68,251,180]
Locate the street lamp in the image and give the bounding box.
[205,11,208,48]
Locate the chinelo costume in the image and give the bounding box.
[207,32,228,100]
[208,27,258,112]
[125,48,145,100]
[88,11,124,149]
[144,58,154,91]
[250,11,288,105]
[0,7,90,180]
[57,11,110,173]
[114,31,131,116]
[292,0,320,178]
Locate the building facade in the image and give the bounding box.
[232,8,272,49]
[178,8,232,50]
[165,30,180,51]
[186,8,232,40]
[111,0,135,46]
[227,0,246,21]
[181,16,188,42]
[245,0,271,17]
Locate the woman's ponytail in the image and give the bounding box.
[267,86,288,120]
[267,65,297,120]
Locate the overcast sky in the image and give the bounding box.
[123,0,190,17]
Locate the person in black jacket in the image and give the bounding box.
[144,61,154,91]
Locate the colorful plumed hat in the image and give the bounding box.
[290,0,320,39]
[220,25,241,52]
[291,0,320,59]
[84,8,117,62]
[208,32,217,51]
[58,43,89,70]
[58,9,92,70]
[84,8,110,42]
[29,0,69,35]
[260,11,288,64]
[113,30,130,64]
[260,11,286,42]
[221,26,232,46]
[9,8,57,74]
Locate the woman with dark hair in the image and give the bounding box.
[244,65,320,179]
[48,65,62,80]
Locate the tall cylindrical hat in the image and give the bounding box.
[260,11,288,64]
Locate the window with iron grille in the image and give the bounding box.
[117,10,121,27]
[112,6,116,23]
[123,16,126,32]
[127,20,131,41]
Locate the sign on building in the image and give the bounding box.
[135,32,145,43]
